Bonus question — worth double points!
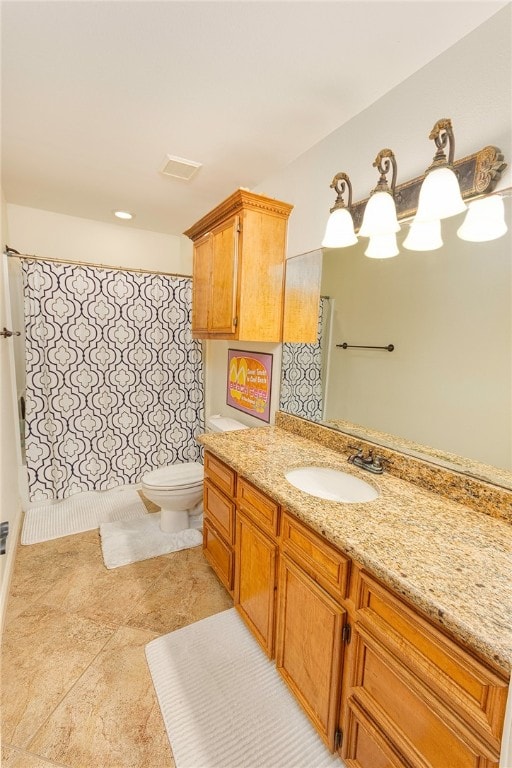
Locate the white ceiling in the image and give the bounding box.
[1,1,508,236]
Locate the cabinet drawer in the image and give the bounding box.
[204,452,236,497]
[349,625,499,768]
[203,520,233,594]
[237,478,279,537]
[204,479,235,544]
[356,572,507,751]
[281,512,350,601]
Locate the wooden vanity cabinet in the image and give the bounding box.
[202,452,237,594]
[342,571,508,768]
[184,189,293,341]
[235,478,280,658]
[201,451,509,766]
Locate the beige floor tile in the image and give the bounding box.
[1,604,114,748]
[36,552,172,628]
[5,532,101,623]
[126,546,233,634]
[27,626,175,768]
[1,744,68,768]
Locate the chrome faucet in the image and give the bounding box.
[347,445,385,474]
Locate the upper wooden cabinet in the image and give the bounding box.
[282,249,322,343]
[184,189,293,341]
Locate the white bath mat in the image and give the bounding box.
[99,512,203,569]
[21,487,147,545]
[145,608,343,768]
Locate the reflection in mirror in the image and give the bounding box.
[280,197,512,489]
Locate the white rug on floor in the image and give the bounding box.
[145,608,342,768]
[21,487,148,545]
[100,512,203,569]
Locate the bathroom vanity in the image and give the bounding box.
[199,417,511,768]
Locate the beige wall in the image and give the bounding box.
[255,8,511,257]
[206,10,511,440]
[6,204,192,274]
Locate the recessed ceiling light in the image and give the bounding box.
[113,210,134,220]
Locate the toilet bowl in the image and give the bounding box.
[141,415,248,533]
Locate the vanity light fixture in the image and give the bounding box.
[414,119,467,223]
[321,172,358,248]
[403,218,443,251]
[359,149,400,239]
[457,194,508,242]
[321,118,507,258]
[113,210,134,220]
[365,232,399,259]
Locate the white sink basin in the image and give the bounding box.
[285,466,379,503]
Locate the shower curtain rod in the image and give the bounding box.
[4,247,191,280]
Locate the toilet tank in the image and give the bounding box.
[206,415,248,432]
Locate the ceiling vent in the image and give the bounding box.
[160,154,202,181]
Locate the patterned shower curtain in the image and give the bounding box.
[280,296,330,421]
[23,260,203,501]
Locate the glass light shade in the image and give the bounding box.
[364,232,399,259]
[457,195,508,242]
[321,207,358,248]
[359,191,400,237]
[415,167,467,222]
[403,219,443,251]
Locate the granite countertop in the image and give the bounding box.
[199,426,512,675]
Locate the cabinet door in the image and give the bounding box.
[192,233,211,334]
[209,215,239,335]
[276,554,345,751]
[235,511,278,658]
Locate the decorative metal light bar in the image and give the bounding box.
[350,143,506,232]
[323,118,507,253]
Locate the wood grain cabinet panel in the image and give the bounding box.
[203,479,235,544]
[203,520,234,594]
[237,478,280,537]
[344,699,415,768]
[355,572,508,752]
[204,452,236,497]
[348,624,500,768]
[184,189,293,342]
[276,554,345,751]
[202,453,237,596]
[280,512,350,601]
[235,511,278,658]
[191,233,211,334]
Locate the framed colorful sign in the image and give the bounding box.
[226,350,273,423]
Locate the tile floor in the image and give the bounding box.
[1,494,233,768]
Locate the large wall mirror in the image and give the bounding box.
[280,197,512,490]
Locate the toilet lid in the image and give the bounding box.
[143,462,204,489]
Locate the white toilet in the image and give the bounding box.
[141,415,247,533]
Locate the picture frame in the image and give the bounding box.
[226,350,273,423]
